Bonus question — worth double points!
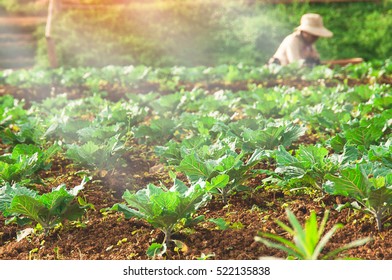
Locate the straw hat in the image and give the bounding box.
[296,13,333,38]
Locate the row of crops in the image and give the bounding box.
[0,62,391,259]
[1,59,392,89]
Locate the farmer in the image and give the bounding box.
[268,13,333,67]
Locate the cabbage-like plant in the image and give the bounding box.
[325,162,392,231]
[0,143,59,185]
[0,178,89,234]
[112,176,227,256]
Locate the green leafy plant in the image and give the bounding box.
[0,95,27,128]
[208,217,244,230]
[255,209,371,260]
[0,178,89,233]
[238,122,306,152]
[325,163,392,231]
[177,149,266,204]
[0,143,60,185]
[155,136,211,166]
[112,176,224,255]
[65,135,125,171]
[273,145,358,192]
[368,139,392,168]
[0,117,45,145]
[291,103,351,134]
[133,118,179,145]
[330,113,389,152]
[0,95,44,145]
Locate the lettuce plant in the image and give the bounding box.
[0,178,88,233]
[0,96,45,144]
[255,209,371,260]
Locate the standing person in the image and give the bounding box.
[269,13,333,67]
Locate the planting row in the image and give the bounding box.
[1,60,392,90]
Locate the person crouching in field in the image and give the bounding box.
[269,13,333,67]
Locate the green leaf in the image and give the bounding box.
[10,144,40,160]
[171,179,188,195]
[9,195,47,226]
[329,134,347,153]
[146,243,166,258]
[304,211,321,256]
[209,218,229,230]
[325,165,369,199]
[61,203,86,221]
[151,192,180,215]
[368,187,392,211]
[368,141,392,168]
[206,174,230,192]
[285,209,308,256]
[39,186,73,215]
[178,154,211,181]
[255,234,302,260]
[121,190,154,218]
[0,183,37,216]
[334,145,359,166]
[275,145,300,166]
[246,149,268,166]
[343,117,385,148]
[281,124,306,147]
[256,209,369,260]
[111,203,145,219]
[296,145,328,169]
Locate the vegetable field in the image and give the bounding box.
[0,61,391,260]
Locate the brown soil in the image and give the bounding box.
[0,138,390,260]
[1,80,391,260]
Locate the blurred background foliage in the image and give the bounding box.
[1,0,392,67]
